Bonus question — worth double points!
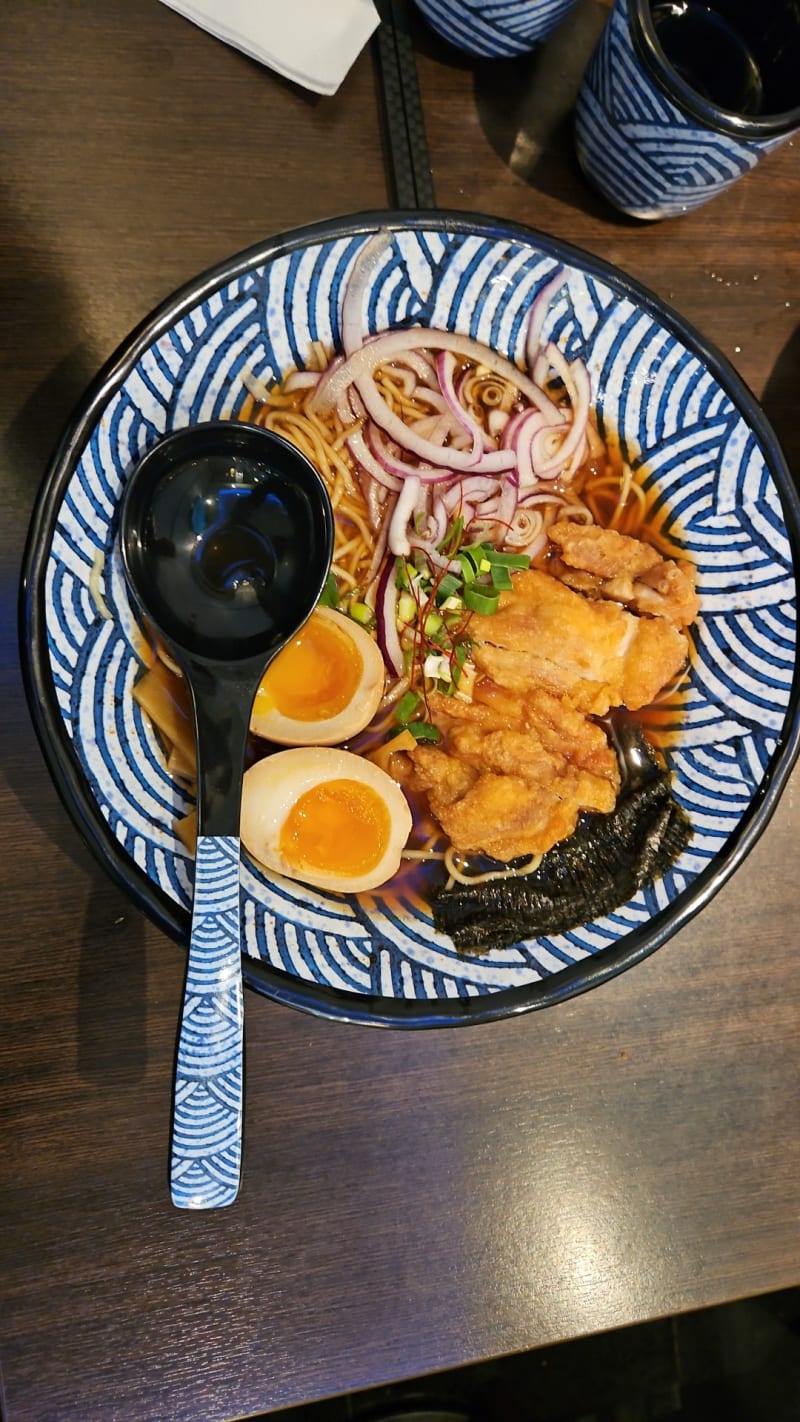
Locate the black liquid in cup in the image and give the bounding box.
[649,0,800,118]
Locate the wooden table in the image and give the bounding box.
[2,3,798,1420]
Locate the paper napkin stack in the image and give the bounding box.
[158,0,381,96]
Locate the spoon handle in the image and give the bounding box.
[170,834,244,1210]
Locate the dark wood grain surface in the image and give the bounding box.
[2,3,799,1421]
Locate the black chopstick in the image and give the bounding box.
[373,0,436,210]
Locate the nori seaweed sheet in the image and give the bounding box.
[431,723,692,952]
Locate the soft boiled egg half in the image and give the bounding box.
[240,746,413,893]
[250,606,385,746]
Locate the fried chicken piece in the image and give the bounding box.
[549,520,699,627]
[469,569,689,714]
[407,685,620,860]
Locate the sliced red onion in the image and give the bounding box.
[375,557,404,677]
[311,327,563,427]
[555,502,594,525]
[586,419,606,459]
[436,350,494,457]
[439,483,478,527]
[411,388,450,414]
[309,351,345,411]
[407,536,460,572]
[487,408,510,438]
[427,414,457,446]
[520,530,549,560]
[504,507,549,561]
[364,495,395,584]
[388,473,422,556]
[283,370,321,392]
[361,464,388,530]
[384,364,419,398]
[346,425,403,494]
[517,490,568,509]
[416,490,448,546]
[532,352,549,388]
[509,408,560,487]
[543,342,580,400]
[525,269,566,371]
[409,414,449,443]
[451,475,503,503]
[367,424,463,484]
[531,352,591,477]
[359,374,518,473]
[341,231,393,357]
[496,466,519,532]
[396,350,438,385]
[431,492,450,540]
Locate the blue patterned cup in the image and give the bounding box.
[412,0,578,57]
[575,0,800,219]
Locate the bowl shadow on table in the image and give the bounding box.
[248,1284,800,1421]
[761,322,800,490]
[411,0,632,225]
[2,240,149,1086]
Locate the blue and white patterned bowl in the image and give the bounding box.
[412,0,577,58]
[21,212,800,1026]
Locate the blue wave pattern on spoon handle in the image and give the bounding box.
[171,834,243,1210]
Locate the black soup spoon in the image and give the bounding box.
[120,422,333,1209]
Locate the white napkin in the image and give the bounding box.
[158,0,381,96]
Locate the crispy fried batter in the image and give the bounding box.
[408,685,620,860]
[407,537,695,863]
[549,520,699,627]
[469,568,688,714]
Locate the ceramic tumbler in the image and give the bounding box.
[575,0,800,219]
[412,0,578,58]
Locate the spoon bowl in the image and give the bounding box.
[120,421,333,1208]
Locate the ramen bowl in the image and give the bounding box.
[21,212,800,1027]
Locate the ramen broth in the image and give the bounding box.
[137,349,694,898]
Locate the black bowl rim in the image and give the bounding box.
[19,207,800,1029]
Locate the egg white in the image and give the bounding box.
[239,746,413,893]
[250,606,385,746]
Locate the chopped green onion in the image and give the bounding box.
[423,611,443,638]
[464,585,500,615]
[459,551,477,583]
[438,515,464,558]
[490,563,513,590]
[454,641,470,668]
[424,653,451,682]
[395,690,421,723]
[440,594,464,613]
[319,572,340,608]
[405,722,441,743]
[349,602,374,626]
[485,549,530,569]
[397,592,417,625]
[435,572,461,603]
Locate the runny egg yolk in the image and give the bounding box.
[254,614,363,723]
[279,778,391,878]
